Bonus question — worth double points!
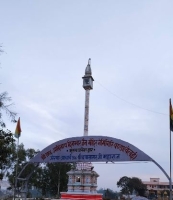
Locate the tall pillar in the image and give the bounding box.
[82,58,94,136]
[84,90,90,136]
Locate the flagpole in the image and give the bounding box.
[170,99,172,200]
[170,129,172,200]
[14,137,19,200]
[13,117,21,200]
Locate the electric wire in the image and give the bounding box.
[95,80,167,116]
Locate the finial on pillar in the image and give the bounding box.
[85,58,92,76]
[88,58,91,66]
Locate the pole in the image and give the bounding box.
[170,129,172,200]
[57,166,60,199]
[170,99,172,200]
[84,89,90,136]
[14,137,19,200]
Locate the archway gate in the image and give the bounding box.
[17,136,171,199]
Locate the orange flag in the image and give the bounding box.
[14,117,22,138]
[170,99,173,131]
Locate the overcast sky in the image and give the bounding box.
[1,0,173,191]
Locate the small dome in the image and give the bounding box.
[85,58,92,76]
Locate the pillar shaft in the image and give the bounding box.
[84,90,90,136]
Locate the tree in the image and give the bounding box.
[6,143,72,198]
[0,92,17,127]
[117,176,131,194]
[0,45,16,127]
[38,163,71,197]
[7,143,39,190]
[0,129,15,180]
[0,92,16,180]
[0,45,17,180]
[98,188,118,200]
[130,177,146,195]
[0,92,17,180]
[117,176,146,195]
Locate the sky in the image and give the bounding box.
[1,0,173,191]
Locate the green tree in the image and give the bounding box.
[7,143,39,190]
[6,143,72,198]
[0,92,16,180]
[40,163,71,197]
[0,129,15,179]
[0,45,17,180]
[104,188,118,199]
[0,92,17,127]
[130,177,146,195]
[117,176,146,195]
[0,46,16,126]
[98,188,118,200]
[117,176,131,194]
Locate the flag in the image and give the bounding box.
[15,117,22,138]
[170,99,173,131]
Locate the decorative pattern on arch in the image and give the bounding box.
[29,136,153,163]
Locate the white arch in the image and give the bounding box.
[18,136,171,200]
[29,136,170,181]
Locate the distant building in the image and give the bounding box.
[142,178,172,198]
